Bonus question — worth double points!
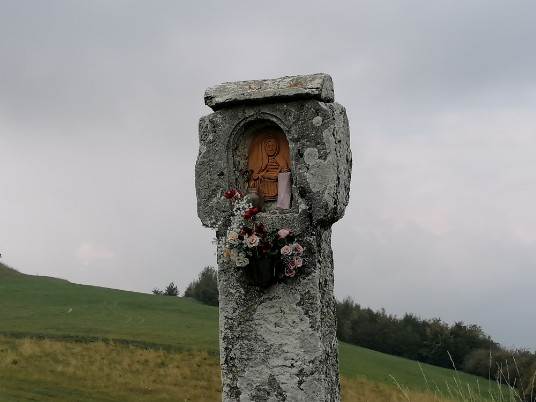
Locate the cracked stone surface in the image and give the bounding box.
[204,73,334,111]
[196,74,351,402]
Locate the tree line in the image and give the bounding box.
[336,297,536,401]
[153,266,218,307]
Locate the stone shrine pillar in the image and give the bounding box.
[195,74,351,402]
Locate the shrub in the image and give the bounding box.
[152,282,179,296]
[164,282,179,296]
[184,266,219,306]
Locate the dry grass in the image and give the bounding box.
[4,336,450,401]
[0,336,524,401]
[340,375,462,402]
[0,336,221,401]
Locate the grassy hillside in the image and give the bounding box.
[0,262,23,277]
[0,264,219,352]
[0,264,515,401]
[339,343,514,401]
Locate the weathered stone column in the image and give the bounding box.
[195,74,351,402]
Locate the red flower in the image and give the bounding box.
[244,208,258,217]
[254,223,266,236]
[243,208,259,222]
[223,189,243,200]
[260,243,272,254]
[223,189,236,199]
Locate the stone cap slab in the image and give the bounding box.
[204,73,334,111]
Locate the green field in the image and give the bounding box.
[0,263,517,401]
[0,264,218,352]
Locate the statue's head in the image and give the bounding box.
[262,136,279,157]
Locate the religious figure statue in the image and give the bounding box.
[247,129,291,202]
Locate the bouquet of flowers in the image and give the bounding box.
[221,189,304,279]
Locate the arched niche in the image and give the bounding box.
[230,119,291,209]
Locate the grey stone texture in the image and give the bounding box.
[195,74,351,402]
[204,73,334,111]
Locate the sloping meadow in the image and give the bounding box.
[0,265,518,401]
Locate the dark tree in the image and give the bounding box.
[152,282,179,296]
[164,282,179,296]
[184,266,219,306]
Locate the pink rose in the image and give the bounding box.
[293,243,304,254]
[292,256,303,267]
[285,267,296,277]
[228,231,239,243]
[246,234,260,248]
[288,259,297,269]
[280,245,292,255]
[278,228,292,238]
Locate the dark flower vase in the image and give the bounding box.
[243,255,278,287]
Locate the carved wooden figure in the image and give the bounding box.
[248,128,291,203]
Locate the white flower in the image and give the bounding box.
[235,256,249,267]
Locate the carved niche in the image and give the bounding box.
[231,123,292,210]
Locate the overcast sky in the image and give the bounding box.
[1,0,535,351]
